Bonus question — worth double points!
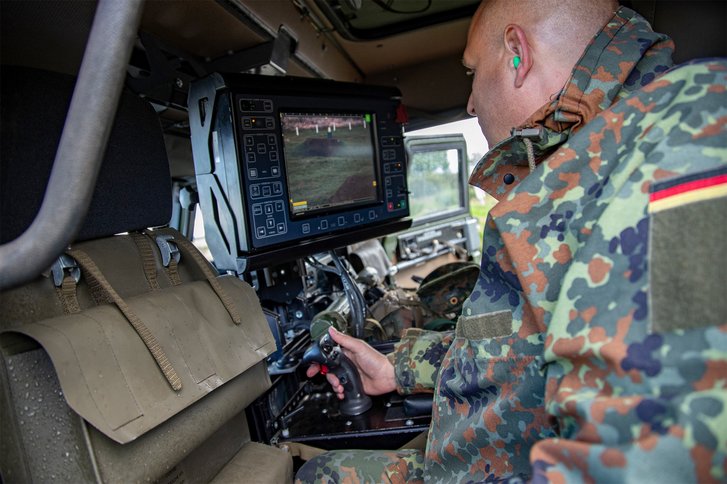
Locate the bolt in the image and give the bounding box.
[385,402,391,407]
[322,408,328,414]
[345,420,352,426]
[175,78,183,88]
[295,310,304,319]
[282,428,290,438]
[405,419,414,426]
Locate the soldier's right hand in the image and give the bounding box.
[306,327,397,400]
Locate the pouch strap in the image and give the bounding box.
[51,254,82,314]
[67,248,182,392]
[129,232,162,290]
[166,255,182,286]
[152,228,242,325]
[56,274,81,314]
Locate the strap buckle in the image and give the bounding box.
[51,254,81,287]
[155,235,181,267]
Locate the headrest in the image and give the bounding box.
[0,66,172,244]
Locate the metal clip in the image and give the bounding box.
[510,127,543,141]
[51,254,81,287]
[155,235,181,267]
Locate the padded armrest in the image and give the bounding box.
[403,393,434,417]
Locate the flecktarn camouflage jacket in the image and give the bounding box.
[392,6,727,482]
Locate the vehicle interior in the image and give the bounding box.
[1,1,725,482]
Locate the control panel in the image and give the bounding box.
[189,73,411,273]
[236,95,408,246]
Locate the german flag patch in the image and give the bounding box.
[648,165,727,333]
[649,166,727,213]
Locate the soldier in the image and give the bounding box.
[297,0,727,481]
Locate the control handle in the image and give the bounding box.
[302,333,372,416]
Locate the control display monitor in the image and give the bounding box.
[189,72,411,273]
[281,112,379,218]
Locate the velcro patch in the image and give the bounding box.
[649,166,727,213]
[649,166,727,333]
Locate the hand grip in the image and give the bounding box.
[302,335,372,416]
[332,354,372,416]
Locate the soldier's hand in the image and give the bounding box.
[305,327,396,400]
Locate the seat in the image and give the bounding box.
[0,66,291,483]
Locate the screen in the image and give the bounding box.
[281,112,379,218]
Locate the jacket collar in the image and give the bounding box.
[469,6,674,201]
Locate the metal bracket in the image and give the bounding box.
[206,26,296,75]
[51,254,81,287]
[155,235,181,267]
[127,26,298,108]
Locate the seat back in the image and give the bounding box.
[0,67,283,483]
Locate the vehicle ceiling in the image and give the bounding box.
[1,0,725,133]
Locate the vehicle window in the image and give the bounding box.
[406,118,495,229]
[408,147,462,219]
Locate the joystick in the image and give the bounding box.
[302,316,372,416]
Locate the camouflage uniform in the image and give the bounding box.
[296,6,727,483]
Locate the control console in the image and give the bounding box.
[189,73,411,273]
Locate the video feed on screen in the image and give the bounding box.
[281,112,379,217]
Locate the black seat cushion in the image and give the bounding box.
[0,66,172,244]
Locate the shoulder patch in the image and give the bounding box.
[649,166,727,213]
[649,165,727,333]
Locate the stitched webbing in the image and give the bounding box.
[129,232,161,290]
[153,228,242,325]
[55,275,81,314]
[67,248,182,391]
[166,257,182,286]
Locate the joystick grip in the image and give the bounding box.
[331,354,372,416]
[302,334,372,416]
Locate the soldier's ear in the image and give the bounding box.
[503,24,531,89]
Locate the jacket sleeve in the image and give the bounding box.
[390,328,454,394]
[529,61,727,483]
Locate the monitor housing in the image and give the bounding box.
[189,73,411,273]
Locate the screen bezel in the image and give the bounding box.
[278,108,382,220]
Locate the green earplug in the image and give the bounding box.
[513,56,521,69]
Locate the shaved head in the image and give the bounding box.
[464,0,618,143]
[471,0,618,70]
